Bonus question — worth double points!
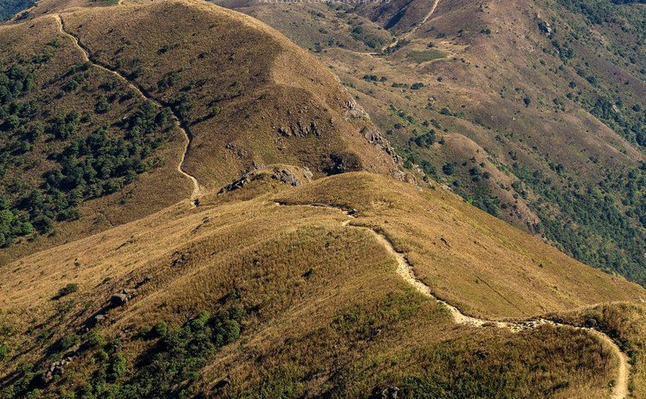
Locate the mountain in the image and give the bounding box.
[220,0,646,287]
[0,0,400,264]
[1,0,646,398]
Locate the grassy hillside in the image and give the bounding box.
[60,0,401,190]
[0,14,191,262]
[1,1,645,398]
[0,171,642,398]
[222,0,646,285]
[0,0,403,263]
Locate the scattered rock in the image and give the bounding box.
[343,99,368,119]
[171,251,188,267]
[134,275,152,289]
[302,167,313,181]
[362,127,402,164]
[278,121,321,138]
[328,152,362,174]
[371,386,400,399]
[218,167,309,195]
[42,356,74,383]
[93,314,107,324]
[110,293,128,307]
[271,167,301,186]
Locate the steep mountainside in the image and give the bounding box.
[0,0,400,263]
[1,170,644,398]
[221,0,646,285]
[1,0,646,398]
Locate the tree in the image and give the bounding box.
[442,163,456,175]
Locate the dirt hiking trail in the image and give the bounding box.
[54,14,202,204]
[275,201,630,399]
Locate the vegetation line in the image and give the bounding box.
[53,14,202,203]
[273,200,630,399]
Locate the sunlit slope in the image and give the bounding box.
[0,0,401,266]
[275,172,645,318]
[0,171,641,397]
[59,0,401,190]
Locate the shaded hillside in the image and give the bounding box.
[0,0,35,21]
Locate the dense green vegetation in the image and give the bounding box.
[0,0,35,22]
[514,161,646,284]
[350,25,386,49]
[514,0,646,283]
[0,61,174,248]
[81,306,243,399]
[0,303,244,399]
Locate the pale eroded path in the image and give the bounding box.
[368,226,629,399]
[279,201,630,399]
[383,0,441,53]
[53,14,202,203]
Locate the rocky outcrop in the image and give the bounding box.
[218,166,312,194]
[362,128,402,164]
[42,356,74,384]
[278,121,321,137]
[110,293,128,307]
[370,386,400,399]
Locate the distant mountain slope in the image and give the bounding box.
[221,0,646,285]
[0,0,34,21]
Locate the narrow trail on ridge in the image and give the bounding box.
[382,0,441,53]
[273,201,630,399]
[53,14,202,204]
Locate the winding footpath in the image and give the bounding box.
[276,201,630,399]
[53,14,202,204]
[50,7,628,396]
[382,0,441,53]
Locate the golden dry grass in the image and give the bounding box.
[0,1,644,397]
[275,172,644,319]
[0,172,641,397]
[59,0,400,190]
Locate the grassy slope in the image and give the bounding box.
[0,14,190,265]
[222,0,646,285]
[0,172,642,397]
[0,0,402,265]
[60,0,400,190]
[0,1,644,397]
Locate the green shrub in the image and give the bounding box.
[57,283,78,298]
[0,343,9,361]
